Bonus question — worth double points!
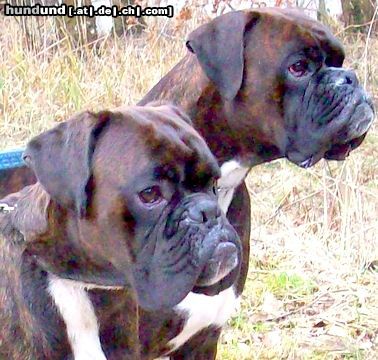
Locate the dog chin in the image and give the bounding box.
[288,139,359,168]
[286,152,319,169]
[325,131,368,161]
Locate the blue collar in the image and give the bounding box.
[0,148,26,170]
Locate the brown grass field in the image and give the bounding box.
[0,10,377,360]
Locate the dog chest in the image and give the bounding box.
[48,276,107,360]
[217,160,249,213]
[166,286,238,354]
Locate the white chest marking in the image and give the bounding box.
[217,160,249,213]
[48,276,107,360]
[167,287,238,353]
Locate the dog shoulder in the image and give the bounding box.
[0,184,52,359]
[0,224,38,359]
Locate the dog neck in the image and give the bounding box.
[139,53,281,167]
[7,183,128,288]
[139,54,234,163]
[6,184,136,359]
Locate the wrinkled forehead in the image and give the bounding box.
[93,106,220,184]
[247,8,345,66]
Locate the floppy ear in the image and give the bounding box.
[186,11,259,101]
[22,111,112,217]
[0,184,50,242]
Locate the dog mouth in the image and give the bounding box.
[298,155,315,169]
[288,135,365,168]
[130,196,240,311]
[165,197,241,286]
[324,133,367,161]
[132,224,240,311]
[286,152,319,168]
[195,239,239,287]
[287,91,374,168]
[187,222,241,289]
[323,98,374,162]
[325,94,374,160]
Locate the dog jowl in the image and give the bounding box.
[0,104,241,359]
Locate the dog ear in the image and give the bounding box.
[186,11,259,101]
[0,185,51,242]
[22,111,112,217]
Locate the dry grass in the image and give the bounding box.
[0,12,377,360]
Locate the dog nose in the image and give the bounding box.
[187,198,220,223]
[332,69,358,87]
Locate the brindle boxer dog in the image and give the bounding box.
[0,8,375,359]
[136,8,374,358]
[0,104,241,359]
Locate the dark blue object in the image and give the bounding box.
[0,148,26,170]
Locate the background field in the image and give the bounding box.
[0,9,377,360]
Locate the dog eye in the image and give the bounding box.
[288,59,309,77]
[139,186,163,205]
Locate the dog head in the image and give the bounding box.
[5,104,240,311]
[186,8,375,167]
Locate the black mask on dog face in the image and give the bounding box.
[283,48,374,168]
